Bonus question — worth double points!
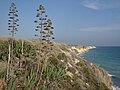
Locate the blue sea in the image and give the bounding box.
[81,47,120,87]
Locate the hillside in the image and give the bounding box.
[0,37,113,90]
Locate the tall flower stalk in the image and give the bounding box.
[34,4,54,88]
[7,2,19,81]
[34,5,47,78]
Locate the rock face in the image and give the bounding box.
[0,37,113,90]
[0,79,5,90]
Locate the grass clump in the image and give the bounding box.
[57,53,66,60]
[48,55,58,65]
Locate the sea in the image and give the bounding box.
[81,46,120,89]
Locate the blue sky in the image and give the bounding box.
[0,0,120,46]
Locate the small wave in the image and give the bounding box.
[80,54,83,57]
[112,86,120,90]
[108,74,115,77]
[82,57,84,59]
[112,75,120,80]
[110,74,120,89]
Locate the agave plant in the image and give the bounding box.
[34,4,55,88]
[8,2,19,46]
[7,2,19,83]
[34,5,47,78]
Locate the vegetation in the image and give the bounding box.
[7,2,19,85]
[0,2,112,90]
[34,4,55,88]
[1,3,64,90]
[0,38,68,90]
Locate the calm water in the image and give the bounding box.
[81,47,120,87]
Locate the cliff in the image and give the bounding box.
[49,42,113,90]
[0,37,113,90]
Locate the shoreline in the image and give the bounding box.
[80,46,120,90]
[71,45,96,55]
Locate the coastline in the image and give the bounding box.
[71,45,96,55]
[80,46,120,90]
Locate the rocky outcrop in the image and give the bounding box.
[0,37,113,90]
[51,43,113,90]
[0,79,5,90]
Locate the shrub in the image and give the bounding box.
[48,55,58,65]
[57,53,66,60]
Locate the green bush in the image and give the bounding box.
[83,67,91,74]
[48,55,58,65]
[0,39,36,62]
[57,53,66,60]
[0,41,9,61]
[43,61,67,89]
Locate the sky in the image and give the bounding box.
[0,0,120,46]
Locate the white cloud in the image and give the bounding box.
[81,0,120,10]
[82,0,101,10]
[81,24,120,32]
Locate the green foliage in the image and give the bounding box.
[57,53,66,60]
[0,41,9,61]
[14,40,22,59]
[23,41,36,59]
[83,67,91,74]
[42,61,67,89]
[0,61,67,90]
[0,38,111,90]
[99,83,110,90]
[84,77,110,90]
[60,46,69,52]
[7,77,17,90]
[0,69,7,78]
[0,38,67,89]
[0,40,36,62]
[48,55,58,65]
[23,67,38,89]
